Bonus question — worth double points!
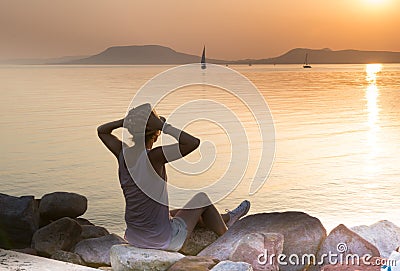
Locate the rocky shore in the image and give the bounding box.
[1,192,399,271]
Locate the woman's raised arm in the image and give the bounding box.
[97,118,124,158]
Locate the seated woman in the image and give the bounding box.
[97,103,250,251]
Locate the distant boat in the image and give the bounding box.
[303,53,312,68]
[201,46,206,69]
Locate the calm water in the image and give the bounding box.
[1,64,399,235]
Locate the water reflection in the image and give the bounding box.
[365,64,381,130]
[365,64,382,172]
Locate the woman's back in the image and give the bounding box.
[118,148,172,249]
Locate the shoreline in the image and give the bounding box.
[1,192,400,271]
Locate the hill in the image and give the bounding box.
[66,45,224,65]
[241,48,400,64]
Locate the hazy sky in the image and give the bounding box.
[1,0,399,60]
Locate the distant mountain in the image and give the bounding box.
[66,45,224,65]
[238,48,400,64]
[3,46,400,65]
[66,46,400,65]
[0,55,89,65]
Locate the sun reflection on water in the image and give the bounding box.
[365,64,381,129]
[365,64,382,174]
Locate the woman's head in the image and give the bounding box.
[125,103,162,146]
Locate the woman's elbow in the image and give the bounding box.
[192,137,200,150]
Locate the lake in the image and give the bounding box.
[1,63,399,235]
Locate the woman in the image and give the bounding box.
[97,103,250,251]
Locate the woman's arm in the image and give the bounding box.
[147,114,200,164]
[97,118,124,158]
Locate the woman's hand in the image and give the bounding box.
[146,113,164,131]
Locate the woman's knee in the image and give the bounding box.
[192,192,211,206]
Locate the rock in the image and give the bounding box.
[11,247,38,255]
[210,260,253,271]
[179,226,219,255]
[321,257,382,271]
[98,267,114,271]
[351,220,400,258]
[81,225,109,239]
[39,192,87,222]
[167,256,219,271]
[31,217,82,256]
[199,212,326,271]
[229,233,283,271]
[51,250,85,265]
[0,193,39,249]
[74,234,127,267]
[311,224,380,271]
[75,217,95,226]
[110,244,184,271]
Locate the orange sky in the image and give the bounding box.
[1,0,399,60]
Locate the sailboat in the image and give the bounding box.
[303,53,312,68]
[201,46,206,69]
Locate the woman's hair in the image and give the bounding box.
[125,104,161,144]
[145,110,161,143]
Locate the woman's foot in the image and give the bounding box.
[225,200,251,228]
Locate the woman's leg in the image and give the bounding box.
[170,208,230,225]
[174,192,227,237]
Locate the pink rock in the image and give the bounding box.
[229,233,284,271]
[321,257,382,271]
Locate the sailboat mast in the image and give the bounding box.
[201,46,206,69]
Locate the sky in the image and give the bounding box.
[1,0,400,60]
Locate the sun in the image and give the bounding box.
[365,0,387,4]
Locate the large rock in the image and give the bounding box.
[75,218,95,226]
[167,256,219,271]
[199,212,326,271]
[39,192,87,222]
[321,257,382,271]
[81,225,109,240]
[351,220,400,258]
[229,233,283,271]
[312,224,380,271]
[179,226,219,255]
[31,217,82,256]
[74,234,127,267]
[51,250,85,265]
[11,247,38,256]
[0,193,39,249]
[210,260,253,271]
[110,244,184,271]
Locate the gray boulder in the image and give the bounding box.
[74,234,127,267]
[199,212,326,271]
[31,217,82,256]
[311,224,380,271]
[110,244,184,271]
[351,220,400,258]
[0,193,39,249]
[168,256,219,271]
[211,260,253,271]
[51,250,85,265]
[39,192,87,222]
[179,226,219,255]
[75,217,95,226]
[81,225,109,239]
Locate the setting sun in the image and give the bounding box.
[365,0,387,4]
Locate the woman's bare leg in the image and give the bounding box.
[170,208,230,225]
[174,192,227,237]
